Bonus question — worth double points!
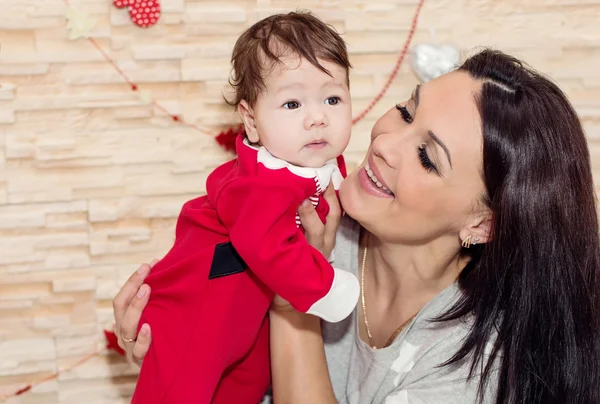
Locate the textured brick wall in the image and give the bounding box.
[0,0,599,403]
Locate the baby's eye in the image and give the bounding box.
[283,101,300,109]
[325,97,340,105]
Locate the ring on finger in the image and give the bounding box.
[122,335,137,343]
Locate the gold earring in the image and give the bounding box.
[472,237,480,246]
[462,235,473,248]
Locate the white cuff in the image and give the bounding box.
[306,268,359,323]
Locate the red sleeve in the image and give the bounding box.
[216,177,335,314]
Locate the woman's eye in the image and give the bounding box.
[283,101,300,109]
[417,144,438,174]
[325,96,340,105]
[396,104,413,123]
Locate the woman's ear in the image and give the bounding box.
[238,100,259,143]
[459,209,492,247]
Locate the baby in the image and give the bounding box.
[131,11,360,404]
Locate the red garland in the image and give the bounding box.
[350,0,424,125]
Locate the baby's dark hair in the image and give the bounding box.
[227,10,352,107]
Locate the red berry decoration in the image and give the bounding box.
[113,0,161,28]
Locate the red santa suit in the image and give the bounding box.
[132,135,360,404]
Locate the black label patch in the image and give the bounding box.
[208,242,248,279]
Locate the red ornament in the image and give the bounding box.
[113,0,161,28]
[104,329,126,356]
[215,125,245,154]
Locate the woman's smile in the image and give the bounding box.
[358,165,395,198]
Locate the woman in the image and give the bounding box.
[112,49,600,403]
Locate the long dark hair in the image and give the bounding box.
[440,49,600,403]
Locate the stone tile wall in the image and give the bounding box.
[1,0,598,402]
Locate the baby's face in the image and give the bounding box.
[245,55,352,168]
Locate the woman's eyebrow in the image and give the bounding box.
[428,130,452,169]
[414,84,421,107]
[414,84,452,169]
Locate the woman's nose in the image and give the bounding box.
[371,132,401,169]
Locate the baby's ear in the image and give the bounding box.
[238,100,259,143]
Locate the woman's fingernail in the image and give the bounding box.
[140,324,149,336]
[301,199,311,207]
[137,264,150,275]
[137,285,147,298]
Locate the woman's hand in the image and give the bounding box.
[112,261,155,366]
[271,185,342,312]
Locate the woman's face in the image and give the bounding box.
[340,70,486,244]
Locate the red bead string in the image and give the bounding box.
[1,1,424,401]
[0,351,100,402]
[352,0,424,125]
[86,35,201,130]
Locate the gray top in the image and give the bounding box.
[322,216,499,404]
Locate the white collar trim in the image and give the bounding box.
[243,138,343,190]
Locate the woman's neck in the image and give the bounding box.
[361,231,466,312]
